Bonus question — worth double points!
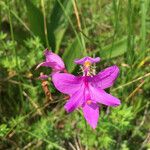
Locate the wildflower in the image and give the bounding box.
[36,49,65,73]
[52,56,121,129]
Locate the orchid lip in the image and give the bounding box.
[75,56,100,65]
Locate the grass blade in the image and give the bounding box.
[140,0,148,52]
[63,37,84,72]
[25,0,45,43]
[48,0,73,52]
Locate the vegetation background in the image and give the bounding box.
[0,0,150,149]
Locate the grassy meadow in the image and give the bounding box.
[0,0,150,149]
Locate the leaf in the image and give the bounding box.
[0,124,9,138]
[100,37,127,59]
[63,37,84,72]
[48,0,73,52]
[25,0,45,43]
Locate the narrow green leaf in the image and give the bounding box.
[63,38,84,72]
[48,0,73,52]
[140,0,148,52]
[25,0,45,43]
[90,37,128,59]
[100,37,127,59]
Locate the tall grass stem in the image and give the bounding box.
[41,0,50,48]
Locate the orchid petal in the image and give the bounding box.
[65,88,84,112]
[36,61,57,70]
[82,102,99,129]
[52,73,83,95]
[36,49,65,71]
[44,49,65,69]
[75,56,100,65]
[90,85,121,106]
[92,65,119,89]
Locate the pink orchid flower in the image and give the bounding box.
[52,56,121,129]
[36,49,65,79]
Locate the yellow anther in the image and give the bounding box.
[84,61,91,68]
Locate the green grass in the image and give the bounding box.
[0,0,150,149]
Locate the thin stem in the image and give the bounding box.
[125,80,145,101]
[110,0,119,59]
[3,2,34,36]
[57,0,87,55]
[127,0,135,66]
[8,2,18,68]
[84,119,89,150]
[11,10,34,36]
[41,0,50,48]
[112,72,150,91]
[7,0,23,104]
[140,0,147,52]
[72,0,86,55]
[72,0,81,30]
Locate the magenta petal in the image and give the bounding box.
[65,89,84,113]
[36,49,65,71]
[52,73,83,95]
[92,65,119,89]
[36,61,57,69]
[83,102,99,129]
[75,56,100,65]
[44,49,65,69]
[90,85,121,106]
